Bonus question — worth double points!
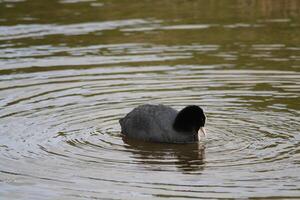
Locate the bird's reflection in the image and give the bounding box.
[122,137,205,173]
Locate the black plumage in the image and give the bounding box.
[119,104,206,143]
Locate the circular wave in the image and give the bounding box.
[0,59,299,198]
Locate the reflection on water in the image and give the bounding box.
[0,0,300,199]
[123,137,205,173]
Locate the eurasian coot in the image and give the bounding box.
[119,104,206,143]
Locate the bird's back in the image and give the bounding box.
[119,104,178,142]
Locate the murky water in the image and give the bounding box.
[1,0,300,199]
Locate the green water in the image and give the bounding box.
[0,0,300,199]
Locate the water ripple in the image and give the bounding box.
[1,1,300,198]
[0,19,151,41]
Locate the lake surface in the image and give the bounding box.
[0,0,300,199]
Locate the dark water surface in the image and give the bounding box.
[1,0,300,199]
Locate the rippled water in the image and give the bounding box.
[1,0,300,199]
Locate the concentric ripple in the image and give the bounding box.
[1,64,299,199]
[1,0,300,199]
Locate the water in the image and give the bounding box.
[0,0,300,199]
